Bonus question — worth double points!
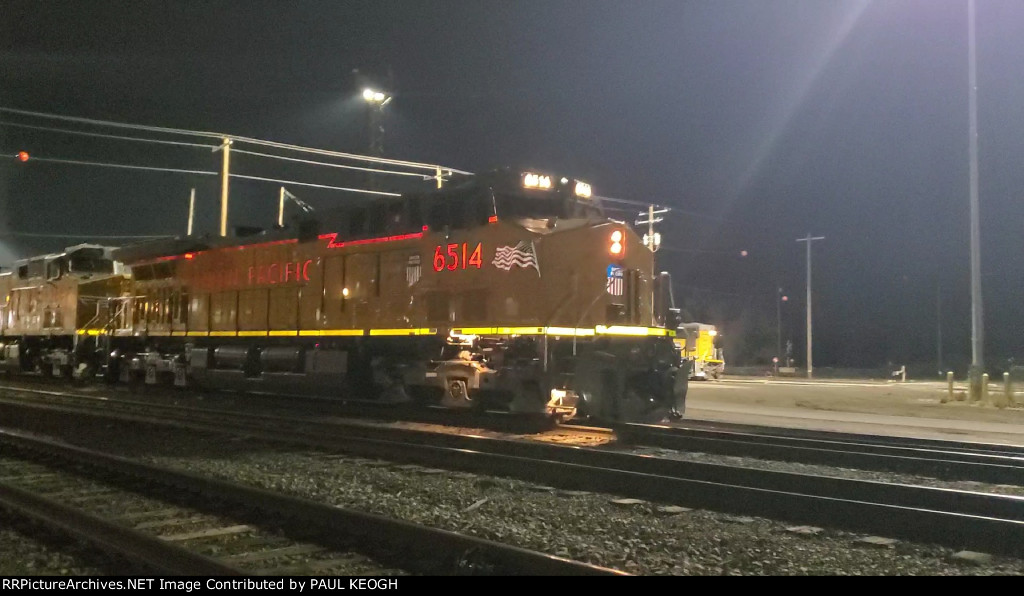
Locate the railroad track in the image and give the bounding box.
[0,428,622,576]
[613,420,1024,485]
[4,380,1024,487]
[3,395,1024,558]
[665,417,1024,457]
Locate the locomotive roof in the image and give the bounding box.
[14,243,116,266]
[112,168,604,264]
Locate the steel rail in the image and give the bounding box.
[0,427,623,576]
[3,381,1024,487]
[613,422,1024,485]
[0,480,242,575]
[668,417,1024,456]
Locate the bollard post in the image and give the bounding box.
[969,368,982,402]
[945,371,955,403]
[1007,372,1016,407]
[982,373,990,405]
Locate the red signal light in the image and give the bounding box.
[609,229,624,258]
[16,151,29,163]
[781,295,788,302]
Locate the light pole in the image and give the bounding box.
[796,234,825,378]
[967,0,985,394]
[362,87,392,158]
[936,278,943,375]
[777,288,788,372]
[362,87,392,191]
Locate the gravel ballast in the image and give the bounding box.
[0,510,143,576]
[4,414,1024,575]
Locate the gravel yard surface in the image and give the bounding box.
[0,510,141,575]
[4,414,1024,575]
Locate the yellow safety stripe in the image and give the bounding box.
[454,326,671,337]
[594,325,674,337]
[72,325,675,339]
[368,328,436,336]
[319,329,365,337]
[483,326,545,335]
[544,326,596,337]
[450,327,496,335]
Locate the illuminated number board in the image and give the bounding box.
[433,243,483,272]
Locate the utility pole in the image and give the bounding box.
[967,0,985,394]
[636,205,667,324]
[278,186,286,228]
[214,138,232,237]
[796,234,825,378]
[187,188,195,236]
[276,187,312,228]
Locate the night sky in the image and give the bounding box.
[2,0,1023,372]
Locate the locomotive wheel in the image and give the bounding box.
[447,379,470,403]
[33,359,50,378]
[508,380,547,415]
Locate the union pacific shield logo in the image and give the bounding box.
[406,255,421,286]
[606,264,624,296]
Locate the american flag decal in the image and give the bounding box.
[606,264,624,296]
[406,254,421,286]
[492,241,540,276]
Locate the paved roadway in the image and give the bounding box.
[685,376,1024,446]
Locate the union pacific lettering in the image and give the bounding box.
[186,265,242,290]
[247,259,314,285]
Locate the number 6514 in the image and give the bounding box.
[433,243,483,272]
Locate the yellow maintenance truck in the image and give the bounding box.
[674,323,725,380]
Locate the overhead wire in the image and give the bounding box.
[0,106,469,174]
[229,173,401,197]
[597,194,733,223]
[13,155,404,197]
[3,232,175,240]
[4,107,720,231]
[0,121,218,149]
[25,156,217,177]
[230,148,438,179]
